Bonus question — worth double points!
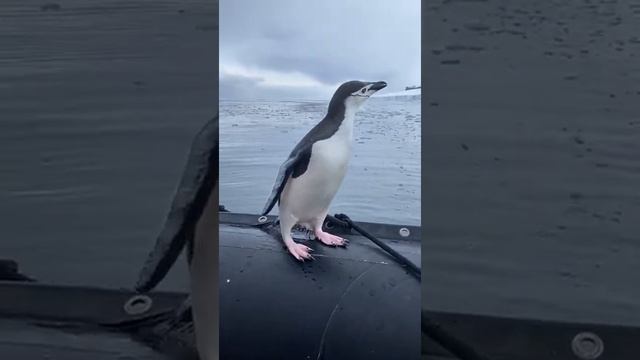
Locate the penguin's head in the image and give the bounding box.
[327,80,387,116]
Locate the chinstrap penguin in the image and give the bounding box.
[135,116,219,360]
[262,80,387,261]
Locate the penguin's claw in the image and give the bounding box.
[288,243,314,261]
[315,230,348,247]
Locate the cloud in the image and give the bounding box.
[220,0,421,100]
[219,64,337,100]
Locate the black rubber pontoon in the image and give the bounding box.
[3,213,640,359]
[1,212,422,360]
[3,272,640,360]
[218,212,422,360]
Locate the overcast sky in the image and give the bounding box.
[220,0,421,101]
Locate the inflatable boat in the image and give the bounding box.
[2,211,638,360]
[0,210,423,360]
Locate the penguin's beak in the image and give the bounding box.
[370,81,387,91]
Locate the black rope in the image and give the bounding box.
[332,213,491,360]
[333,213,421,279]
[422,314,491,360]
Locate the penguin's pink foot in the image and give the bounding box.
[287,242,314,261]
[315,230,348,247]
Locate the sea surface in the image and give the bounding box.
[219,96,422,226]
[0,0,216,290]
[423,0,640,326]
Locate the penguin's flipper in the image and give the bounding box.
[261,145,312,216]
[135,116,219,293]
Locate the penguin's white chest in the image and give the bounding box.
[308,132,352,183]
[280,115,354,221]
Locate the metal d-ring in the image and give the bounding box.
[571,332,604,359]
[123,294,153,316]
[257,215,268,223]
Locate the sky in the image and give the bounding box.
[219,0,421,101]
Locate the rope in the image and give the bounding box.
[332,213,491,360]
[422,314,491,360]
[333,213,421,278]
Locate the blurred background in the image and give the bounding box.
[0,0,217,289]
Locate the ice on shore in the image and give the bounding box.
[373,88,421,100]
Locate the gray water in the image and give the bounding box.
[219,97,421,226]
[0,0,216,290]
[424,0,640,326]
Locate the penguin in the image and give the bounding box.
[262,80,387,261]
[134,115,218,360]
